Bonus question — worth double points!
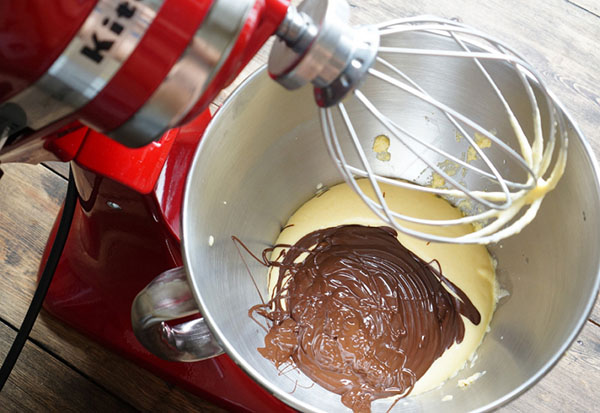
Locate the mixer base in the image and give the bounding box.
[36,127,291,412]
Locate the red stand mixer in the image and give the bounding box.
[0,0,320,410]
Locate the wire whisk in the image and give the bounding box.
[270,1,567,244]
[318,17,568,244]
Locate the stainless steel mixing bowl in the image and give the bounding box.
[179,36,600,411]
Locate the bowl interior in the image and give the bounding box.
[183,38,600,412]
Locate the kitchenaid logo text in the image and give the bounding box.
[80,0,143,64]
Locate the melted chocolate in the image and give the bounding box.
[250,225,480,413]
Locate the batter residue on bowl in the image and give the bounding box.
[249,179,497,413]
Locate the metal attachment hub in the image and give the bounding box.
[269,0,379,107]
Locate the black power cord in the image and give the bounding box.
[0,166,78,391]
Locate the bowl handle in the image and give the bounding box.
[131,267,223,361]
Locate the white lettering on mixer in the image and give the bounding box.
[80,0,143,64]
[5,0,160,130]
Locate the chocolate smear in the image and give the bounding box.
[249,225,480,413]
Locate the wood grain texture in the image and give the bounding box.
[0,164,65,328]
[42,161,70,180]
[0,322,135,412]
[590,295,600,325]
[568,0,600,17]
[0,164,226,412]
[501,321,600,412]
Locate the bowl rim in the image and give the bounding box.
[182,65,600,412]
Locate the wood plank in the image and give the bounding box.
[590,296,600,325]
[568,0,600,17]
[0,164,226,412]
[34,315,228,412]
[0,164,66,325]
[42,161,70,180]
[499,321,600,412]
[0,322,135,412]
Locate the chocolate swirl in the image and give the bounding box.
[250,225,480,413]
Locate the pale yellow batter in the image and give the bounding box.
[268,179,497,395]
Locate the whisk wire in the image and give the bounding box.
[318,16,567,244]
[367,66,538,182]
[375,56,529,191]
[322,106,492,242]
[325,101,513,228]
[354,89,515,211]
[380,17,563,179]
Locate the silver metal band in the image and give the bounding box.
[109,0,255,147]
[5,0,163,131]
[269,0,378,107]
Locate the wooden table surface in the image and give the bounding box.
[1,0,599,411]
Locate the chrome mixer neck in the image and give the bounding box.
[270,0,379,107]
